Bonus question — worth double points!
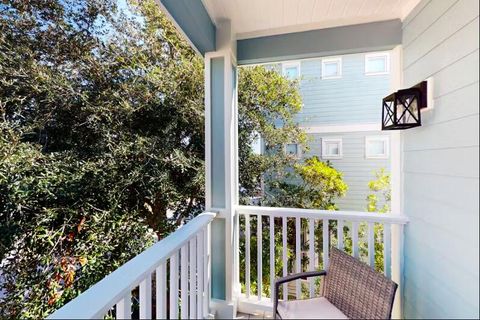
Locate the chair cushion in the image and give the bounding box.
[277,297,349,319]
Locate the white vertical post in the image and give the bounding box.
[245,214,251,298]
[352,222,359,259]
[116,293,131,320]
[170,253,179,320]
[189,239,197,319]
[323,220,329,269]
[257,214,263,300]
[308,219,315,298]
[368,222,375,268]
[295,217,301,298]
[337,220,344,251]
[197,232,204,319]
[204,226,210,318]
[139,274,152,319]
[282,217,288,300]
[180,245,188,319]
[269,216,275,302]
[156,263,167,319]
[390,44,404,320]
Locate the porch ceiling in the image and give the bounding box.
[202,0,421,40]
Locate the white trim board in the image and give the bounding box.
[302,123,382,133]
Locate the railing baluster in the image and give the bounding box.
[189,238,197,319]
[368,222,375,268]
[323,219,329,269]
[308,219,315,298]
[116,292,131,319]
[203,226,209,318]
[180,245,188,319]
[352,222,359,258]
[257,214,263,300]
[269,216,275,303]
[337,220,344,250]
[170,253,179,320]
[197,232,204,319]
[295,216,301,299]
[383,223,392,278]
[139,274,152,319]
[282,217,288,300]
[245,214,251,298]
[156,263,167,319]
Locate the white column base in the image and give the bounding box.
[210,298,237,319]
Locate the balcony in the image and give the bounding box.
[49,206,408,319]
[36,0,479,318]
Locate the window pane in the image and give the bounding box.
[286,143,298,155]
[326,142,339,155]
[368,140,385,155]
[367,57,387,73]
[252,136,262,155]
[284,66,299,80]
[323,62,339,77]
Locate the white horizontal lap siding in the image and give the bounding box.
[304,131,391,212]
[402,0,479,318]
[295,54,391,126]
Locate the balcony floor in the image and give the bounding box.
[237,312,273,319]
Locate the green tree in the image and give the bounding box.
[238,65,306,204]
[265,156,348,209]
[0,0,308,317]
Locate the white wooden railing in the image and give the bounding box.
[236,205,408,311]
[48,212,216,319]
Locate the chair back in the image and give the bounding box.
[324,247,398,319]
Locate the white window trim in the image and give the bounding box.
[365,52,390,75]
[282,61,301,79]
[284,143,302,158]
[321,57,342,79]
[365,135,390,159]
[321,138,343,159]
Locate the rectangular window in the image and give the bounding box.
[322,138,343,159]
[282,62,300,80]
[285,143,300,157]
[365,136,389,159]
[321,57,342,79]
[365,52,390,75]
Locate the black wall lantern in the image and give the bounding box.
[382,81,428,130]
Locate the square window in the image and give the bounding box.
[322,57,342,79]
[322,138,343,159]
[365,136,389,159]
[365,52,390,75]
[282,62,300,80]
[285,143,299,156]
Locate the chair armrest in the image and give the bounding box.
[274,270,327,319]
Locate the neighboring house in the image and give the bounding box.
[274,51,394,211]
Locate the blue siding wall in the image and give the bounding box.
[296,53,391,126]
[304,132,391,211]
[402,0,479,318]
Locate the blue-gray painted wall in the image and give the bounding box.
[304,132,391,211]
[296,53,391,125]
[266,52,392,211]
[210,57,226,300]
[160,0,215,54]
[401,0,479,318]
[238,20,402,65]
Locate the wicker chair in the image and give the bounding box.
[274,247,397,319]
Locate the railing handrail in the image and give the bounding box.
[48,211,217,319]
[236,205,408,224]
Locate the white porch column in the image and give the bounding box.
[204,20,239,318]
[389,45,404,320]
